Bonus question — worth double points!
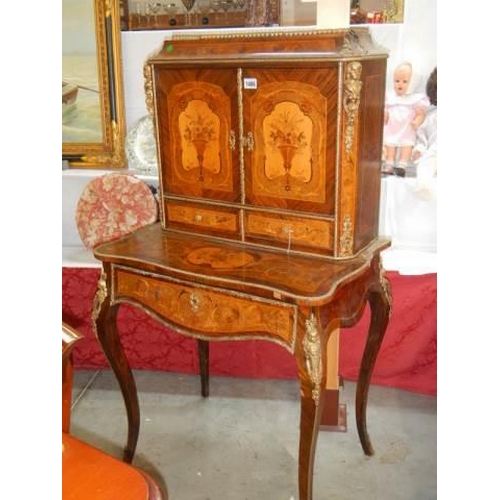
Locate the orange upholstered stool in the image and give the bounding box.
[62,322,166,499]
[62,434,164,499]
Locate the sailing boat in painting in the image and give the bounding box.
[62,54,102,142]
[62,81,79,112]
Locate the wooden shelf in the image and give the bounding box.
[127,11,247,30]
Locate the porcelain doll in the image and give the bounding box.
[382,62,430,177]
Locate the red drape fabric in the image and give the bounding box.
[62,268,436,396]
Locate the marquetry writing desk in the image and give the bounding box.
[92,222,392,500]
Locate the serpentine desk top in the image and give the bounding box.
[93,223,390,306]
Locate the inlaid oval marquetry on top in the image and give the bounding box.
[186,246,257,269]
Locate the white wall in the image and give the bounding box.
[120,0,437,132]
[370,0,437,93]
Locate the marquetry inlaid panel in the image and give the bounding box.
[244,211,333,252]
[247,81,326,201]
[242,68,336,216]
[168,81,233,192]
[155,69,240,203]
[113,267,297,350]
[165,201,239,236]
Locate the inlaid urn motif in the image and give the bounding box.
[180,99,219,181]
[265,102,312,191]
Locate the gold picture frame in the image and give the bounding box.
[62,0,126,169]
[350,0,405,24]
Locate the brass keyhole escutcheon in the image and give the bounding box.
[190,293,200,312]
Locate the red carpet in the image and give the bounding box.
[63,268,437,396]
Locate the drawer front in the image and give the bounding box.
[244,211,334,251]
[113,267,297,351]
[164,201,239,236]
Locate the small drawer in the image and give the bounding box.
[244,211,334,251]
[113,267,297,351]
[164,201,239,236]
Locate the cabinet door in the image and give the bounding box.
[241,68,337,216]
[154,68,240,203]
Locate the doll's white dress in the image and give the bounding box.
[384,92,430,147]
[413,106,437,175]
[412,105,437,199]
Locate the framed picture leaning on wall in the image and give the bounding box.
[62,0,127,169]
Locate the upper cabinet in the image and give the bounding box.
[146,29,388,259]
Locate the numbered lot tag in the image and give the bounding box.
[243,78,258,90]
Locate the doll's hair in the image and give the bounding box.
[426,67,437,106]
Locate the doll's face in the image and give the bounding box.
[393,65,412,96]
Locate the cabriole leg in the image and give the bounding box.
[92,268,140,463]
[355,270,392,455]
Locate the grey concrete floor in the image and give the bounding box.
[70,369,436,500]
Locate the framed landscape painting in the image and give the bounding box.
[62,0,127,168]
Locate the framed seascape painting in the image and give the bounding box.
[62,0,127,169]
